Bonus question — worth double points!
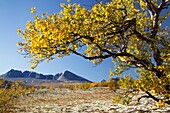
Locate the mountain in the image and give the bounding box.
[1,69,60,80]
[0,69,91,84]
[57,70,91,82]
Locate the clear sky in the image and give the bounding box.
[0,0,169,82]
[0,0,115,82]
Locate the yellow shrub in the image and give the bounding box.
[0,80,28,112]
[90,83,98,87]
[28,87,35,92]
[108,79,119,91]
[46,85,55,90]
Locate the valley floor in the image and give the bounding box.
[13,87,170,113]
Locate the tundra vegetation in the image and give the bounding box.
[0,79,57,112]
[17,0,170,107]
[0,80,29,112]
[62,80,118,91]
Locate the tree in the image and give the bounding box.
[17,0,170,106]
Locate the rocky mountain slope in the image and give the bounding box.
[0,69,91,85]
[57,70,91,82]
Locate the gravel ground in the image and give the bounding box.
[13,87,170,113]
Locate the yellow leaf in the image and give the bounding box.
[30,7,36,13]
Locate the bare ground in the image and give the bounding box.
[13,87,170,113]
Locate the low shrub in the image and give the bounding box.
[0,80,28,112]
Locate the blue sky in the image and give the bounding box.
[0,0,169,82]
[0,0,114,82]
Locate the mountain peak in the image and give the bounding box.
[57,70,91,82]
[1,69,91,83]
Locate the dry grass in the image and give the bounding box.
[11,86,170,113]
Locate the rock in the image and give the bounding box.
[13,88,170,112]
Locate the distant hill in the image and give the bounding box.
[0,69,92,86]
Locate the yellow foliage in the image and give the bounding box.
[28,87,36,92]
[0,80,29,112]
[46,85,55,90]
[118,75,170,106]
[157,100,166,108]
[17,0,151,69]
[16,0,170,107]
[30,7,36,14]
[108,79,119,91]
[90,83,98,87]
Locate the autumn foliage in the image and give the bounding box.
[63,80,118,91]
[0,80,26,112]
[17,0,170,106]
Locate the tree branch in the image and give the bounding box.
[69,49,111,60]
[158,0,170,11]
[106,18,136,36]
[138,91,170,105]
[146,0,158,14]
[133,30,152,43]
[66,9,165,77]
[145,0,169,73]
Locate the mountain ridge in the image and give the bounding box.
[0,69,92,84]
